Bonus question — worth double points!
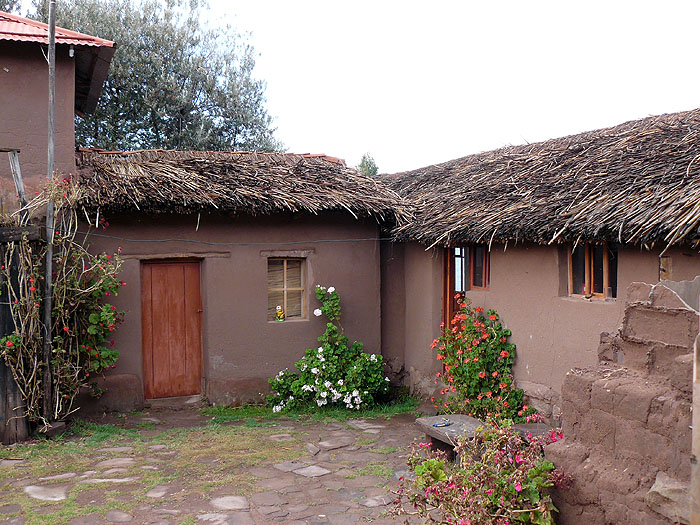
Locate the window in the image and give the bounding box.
[444,244,490,323]
[267,258,305,321]
[568,243,618,298]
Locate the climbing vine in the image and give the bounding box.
[0,176,124,425]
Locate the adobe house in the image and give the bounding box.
[73,148,406,408]
[0,10,114,204]
[381,108,700,419]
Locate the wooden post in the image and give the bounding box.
[0,244,28,444]
[42,0,57,426]
[7,150,27,214]
[692,330,700,525]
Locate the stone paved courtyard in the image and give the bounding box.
[0,407,424,524]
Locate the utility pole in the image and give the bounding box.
[42,0,56,426]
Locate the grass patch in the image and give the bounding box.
[370,446,398,455]
[68,421,141,444]
[201,393,420,425]
[345,461,394,479]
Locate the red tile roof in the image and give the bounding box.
[0,10,113,47]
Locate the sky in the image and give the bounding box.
[206,0,700,174]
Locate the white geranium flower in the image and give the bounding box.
[337,379,344,386]
[320,391,327,398]
[370,354,377,362]
[313,309,322,317]
[318,356,325,362]
[311,367,319,375]
[317,346,323,353]
[327,286,335,293]
[302,384,313,392]
[324,381,332,388]
[385,377,390,381]
[352,390,359,397]
[288,396,294,401]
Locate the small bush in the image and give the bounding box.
[268,285,389,412]
[392,421,572,525]
[432,295,536,421]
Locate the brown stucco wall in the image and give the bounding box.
[85,212,382,405]
[0,41,75,208]
[388,241,700,417]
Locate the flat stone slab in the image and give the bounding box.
[269,433,294,442]
[98,446,134,453]
[23,484,68,501]
[197,512,254,524]
[273,460,308,472]
[146,485,169,498]
[415,415,484,445]
[359,495,391,508]
[105,510,133,523]
[346,420,385,431]
[250,491,283,506]
[0,504,22,514]
[39,472,77,481]
[317,437,354,450]
[80,477,138,484]
[513,422,549,438]
[0,459,25,467]
[305,443,320,455]
[148,444,167,451]
[95,458,136,468]
[293,465,331,477]
[210,495,250,511]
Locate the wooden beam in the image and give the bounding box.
[0,226,42,243]
[7,151,27,211]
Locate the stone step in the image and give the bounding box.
[145,394,203,409]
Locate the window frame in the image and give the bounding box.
[443,244,490,325]
[267,257,306,321]
[567,242,616,299]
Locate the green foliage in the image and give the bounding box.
[30,0,281,152]
[393,422,573,524]
[0,0,21,12]
[268,285,390,412]
[432,296,536,421]
[356,153,378,177]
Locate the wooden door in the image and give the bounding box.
[141,261,202,399]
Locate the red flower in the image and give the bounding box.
[473,356,479,362]
[489,314,497,321]
[63,326,69,332]
[492,371,499,377]
[478,371,486,378]
[485,391,492,398]
[454,293,461,300]
[29,286,35,292]
[6,341,13,347]
[499,382,507,389]
[481,332,489,339]
[500,350,509,358]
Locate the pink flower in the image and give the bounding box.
[486,489,493,495]
[514,482,522,492]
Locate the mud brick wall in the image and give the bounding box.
[545,282,694,524]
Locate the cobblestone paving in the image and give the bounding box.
[0,408,423,524]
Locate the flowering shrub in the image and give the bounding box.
[432,295,536,421]
[0,176,125,424]
[392,421,572,524]
[268,285,389,411]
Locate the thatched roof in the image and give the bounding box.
[388,108,700,250]
[75,149,408,221]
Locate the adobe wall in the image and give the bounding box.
[0,42,76,207]
[388,241,700,419]
[546,282,694,524]
[82,212,382,406]
[381,241,443,396]
[465,243,700,420]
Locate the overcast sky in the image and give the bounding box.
[208,0,700,174]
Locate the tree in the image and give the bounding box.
[357,153,378,177]
[0,0,21,13]
[30,0,282,152]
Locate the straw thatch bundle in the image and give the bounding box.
[75,149,409,221]
[388,108,700,250]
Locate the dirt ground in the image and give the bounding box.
[0,406,425,524]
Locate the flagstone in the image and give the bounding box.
[105,509,133,522]
[98,446,134,453]
[317,437,354,451]
[80,477,138,484]
[210,495,249,511]
[269,433,294,442]
[96,457,135,468]
[293,465,331,477]
[23,484,68,501]
[38,472,76,481]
